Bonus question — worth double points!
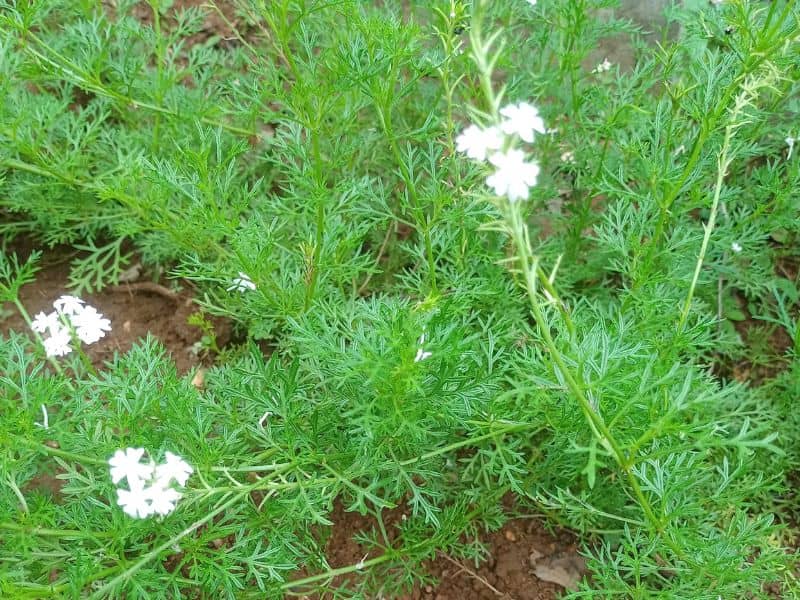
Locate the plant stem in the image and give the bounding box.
[28,442,107,466]
[9,27,256,138]
[379,104,439,297]
[89,493,242,599]
[506,202,664,534]
[677,138,732,334]
[0,521,114,539]
[305,127,327,310]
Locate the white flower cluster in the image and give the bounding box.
[31,295,111,357]
[592,58,613,74]
[227,271,256,292]
[456,101,545,202]
[109,448,193,519]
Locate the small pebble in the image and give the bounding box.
[191,368,206,389]
[504,529,517,542]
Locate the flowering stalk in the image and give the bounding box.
[678,68,778,333]
[464,0,665,540]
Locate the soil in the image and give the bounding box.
[315,503,582,600]
[0,240,228,374]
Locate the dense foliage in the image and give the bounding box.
[1,0,798,597]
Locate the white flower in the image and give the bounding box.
[786,136,796,160]
[731,242,742,253]
[455,124,505,161]
[155,451,194,487]
[117,480,154,519]
[146,483,181,516]
[560,150,575,164]
[486,150,541,201]
[71,305,111,344]
[592,58,613,74]
[110,448,192,519]
[42,326,72,357]
[108,448,154,486]
[499,102,546,143]
[526,0,537,5]
[414,348,433,362]
[53,295,85,316]
[227,271,256,292]
[414,332,432,362]
[31,311,61,334]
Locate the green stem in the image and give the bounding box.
[0,521,114,539]
[305,129,326,310]
[28,442,107,466]
[677,98,740,332]
[379,104,438,296]
[89,492,242,598]
[7,26,256,138]
[506,203,664,535]
[282,554,390,590]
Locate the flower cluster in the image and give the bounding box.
[456,101,545,202]
[31,295,111,357]
[592,58,613,74]
[109,448,193,519]
[227,271,256,292]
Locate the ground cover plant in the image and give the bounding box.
[1,0,799,597]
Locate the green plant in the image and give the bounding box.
[1,0,798,598]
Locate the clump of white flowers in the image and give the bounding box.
[227,271,256,292]
[592,58,613,74]
[109,448,193,519]
[31,295,111,357]
[456,101,546,202]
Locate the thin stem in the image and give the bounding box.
[28,442,107,466]
[0,521,114,539]
[7,26,256,138]
[89,493,242,598]
[379,104,439,297]
[282,554,390,590]
[677,113,738,333]
[305,129,326,310]
[506,203,664,535]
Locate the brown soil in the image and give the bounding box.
[294,502,582,600]
[0,241,227,374]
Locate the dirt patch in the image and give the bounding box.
[296,501,582,599]
[129,0,243,49]
[0,241,227,373]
